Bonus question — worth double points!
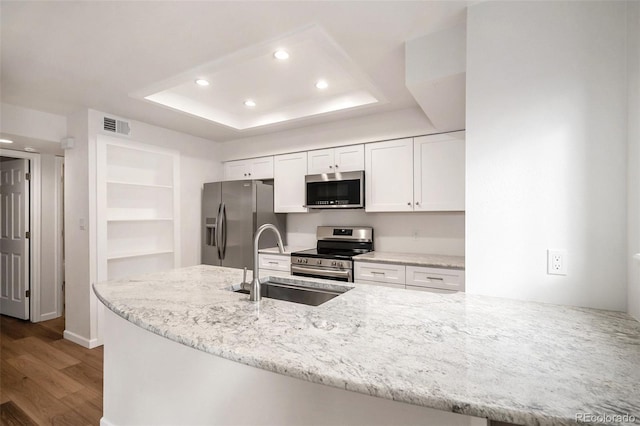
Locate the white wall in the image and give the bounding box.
[1,104,66,322]
[39,153,63,320]
[288,211,464,256]
[64,109,222,347]
[466,1,628,311]
[0,103,67,142]
[65,110,91,340]
[627,0,640,321]
[220,107,435,160]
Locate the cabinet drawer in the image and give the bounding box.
[356,279,404,289]
[258,254,290,272]
[405,266,464,292]
[354,262,405,285]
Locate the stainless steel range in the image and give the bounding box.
[291,226,373,282]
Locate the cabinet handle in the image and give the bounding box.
[407,202,411,206]
[329,165,333,169]
[335,164,339,168]
[244,173,247,176]
[248,173,251,176]
[371,271,385,275]
[415,202,420,206]
[268,261,279,265]
[427,277,444,281]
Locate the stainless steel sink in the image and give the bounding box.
[231,278,351,306]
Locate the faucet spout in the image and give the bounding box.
[250,224,284,302]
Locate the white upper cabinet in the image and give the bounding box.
[334,145,364,172]
[274,152,308,213]
[365,138,414,212]
[413,131,465,211]
[223,156,274,181]
[307,145,364,174]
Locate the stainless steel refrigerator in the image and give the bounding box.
[202,180,286,269]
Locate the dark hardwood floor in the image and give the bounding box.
[0,315,103,425]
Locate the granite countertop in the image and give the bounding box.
[258,246,312,255]
[93,265,640,426]
[354,251,465,270]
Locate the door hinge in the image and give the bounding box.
[25,172,31,181]
[26,231,30,239]
[25,290,30,298]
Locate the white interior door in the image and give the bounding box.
[0,158,30,320]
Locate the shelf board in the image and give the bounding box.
[107,250,174,261]
[107,218,173,222]
[107,180,173,189]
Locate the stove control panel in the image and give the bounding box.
[291,256,352,270]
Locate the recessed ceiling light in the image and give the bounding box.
[24,147,36,152]
[273,50,289,60]
[315,80,329,90]
[244,100,256,108]
[195,79,210,86]
[0,138,13,144]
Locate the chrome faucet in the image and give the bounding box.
[250,224,285,302]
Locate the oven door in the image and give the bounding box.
[291,264,353,282]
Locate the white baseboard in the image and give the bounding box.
[100,417,115,426]
[38,312,61,322]
[63,330,103,349]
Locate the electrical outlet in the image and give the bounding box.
[547,249,567,275]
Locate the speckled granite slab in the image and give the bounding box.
[94,265,640,426]
[354,251,465,270]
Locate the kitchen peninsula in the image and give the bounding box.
[93,265,640,426]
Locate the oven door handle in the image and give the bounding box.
[291,265,352,281]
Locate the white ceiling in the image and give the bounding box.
[0,1,468,142]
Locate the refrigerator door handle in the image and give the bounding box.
[220,203,228,260]
[215,203,223,260]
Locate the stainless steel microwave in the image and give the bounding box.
[304,171,365,209]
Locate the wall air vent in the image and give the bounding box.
[103,116,131,136]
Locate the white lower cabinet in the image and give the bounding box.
[354,261,464,293]
[258,253,291,279]
[405,266,465,292]
[354,262,405,286]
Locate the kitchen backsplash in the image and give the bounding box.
[286,210,464,255]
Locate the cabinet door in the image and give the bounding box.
[334,144,364,172]
[365,139,414,212]
[224,160,250,181]
[414,132,465,211]
[274,152,308,213]
[307,149,334,174]
[249,156,274,180]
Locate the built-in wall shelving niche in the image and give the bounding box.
[97,135,180,282]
